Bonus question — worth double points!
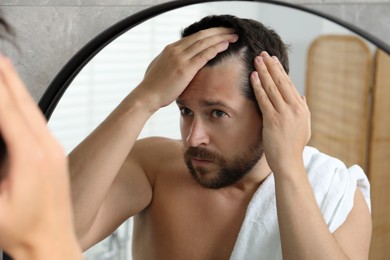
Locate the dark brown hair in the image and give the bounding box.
[182,15,289,103]
[0,12,14,41]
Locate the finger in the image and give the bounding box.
[254,55,285,112]
[275,56,303,103]
[174,27,237,61]
[250,71,274,115]
[261,52,296,104]
[0,57,64,167]
[0,65,40,158]
[183,32,238,61]
[260,52,299,105]
[188,40,230,70]
[176,27,236,50]
[0,56,54,144]
[0,56,47,124]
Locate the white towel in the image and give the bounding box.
[230,146,371,260]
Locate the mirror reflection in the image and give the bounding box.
[50,1,375,155]
[47,1,388,259]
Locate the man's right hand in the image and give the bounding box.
[134,27,238,112]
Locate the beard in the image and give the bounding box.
[183,139,263,189]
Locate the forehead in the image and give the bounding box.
[178,56,246,102]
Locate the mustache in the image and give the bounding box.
[184,147,217,161]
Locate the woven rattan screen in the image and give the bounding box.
[368,49,390,260]
[306,35,372,170]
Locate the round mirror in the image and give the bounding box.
[32,1,390,259]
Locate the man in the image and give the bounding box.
[70,15,371,259]
[0,15,83,259]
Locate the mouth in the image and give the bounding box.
[191,157,213,165]
[192,155,213,161]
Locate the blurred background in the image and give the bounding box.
[0,1,389,260]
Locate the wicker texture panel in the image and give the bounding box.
[369,49,390,260]
[306,35,371,170]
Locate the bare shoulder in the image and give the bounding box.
[128,137,184,183]
[333,188,372,259]
[131,137,183,162]
[133,136,182,152]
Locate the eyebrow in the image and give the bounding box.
[175,98,185,106]
[176,98,235,112]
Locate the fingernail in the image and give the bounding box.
[261,51,269,57]
[251,71,259,82]
[272,56,279,63]
[221,41,229,50]
[255,56,263,64]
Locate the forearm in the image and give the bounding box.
[68,88,156,237]
[274,164,348,260]
[68,27,238,240]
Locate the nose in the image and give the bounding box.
[186,117,210,147]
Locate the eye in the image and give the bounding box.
[180,107,193,116]
[211,110,227,118]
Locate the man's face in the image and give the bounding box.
[176,56,263,189]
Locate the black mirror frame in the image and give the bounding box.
[37,0,390,121]
[4,0,389,259]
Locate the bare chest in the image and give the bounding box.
[132,177,252,260]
